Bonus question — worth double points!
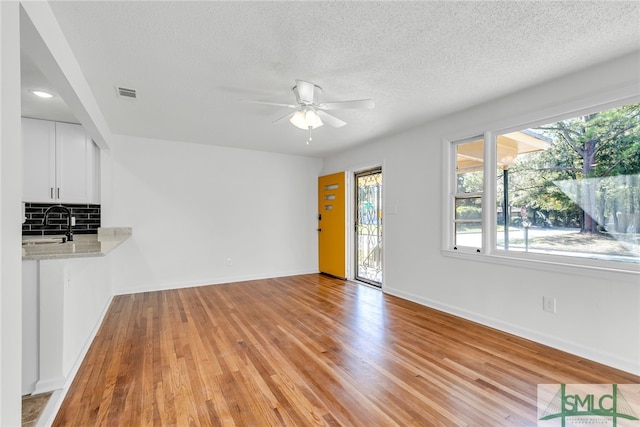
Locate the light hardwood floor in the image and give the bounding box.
[53,274,639,426]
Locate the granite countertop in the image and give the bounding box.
[22,227,132,260]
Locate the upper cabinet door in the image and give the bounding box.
[22,118,100,204]
[22,117,56,202]
[55,122,94,204]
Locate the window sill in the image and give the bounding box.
[441,248,640,283]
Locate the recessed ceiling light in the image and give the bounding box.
[30,90,54,98]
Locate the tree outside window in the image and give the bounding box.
[498,103,640,263]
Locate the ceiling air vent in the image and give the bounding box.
[115,86,137,99]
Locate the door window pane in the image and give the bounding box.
[356,169,383,286]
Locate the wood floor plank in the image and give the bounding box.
[53,274,640,426]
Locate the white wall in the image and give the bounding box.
[104,135,323,294]
[0,2,23,425]
[322,51,640,375]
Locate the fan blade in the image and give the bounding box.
[272,110,295,124]
[319,99,375,110]
[241,99,297,109]
[294,80,316,104]
[316,110,346,128]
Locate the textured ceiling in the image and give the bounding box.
[21,1,640,157]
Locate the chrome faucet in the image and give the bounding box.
[43,204,73,242]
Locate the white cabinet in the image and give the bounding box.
[22,260,38,395]
[22,118,55,203]
[22,117,100,204]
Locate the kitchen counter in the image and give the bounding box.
[22,227,132,260]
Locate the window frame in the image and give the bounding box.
[443,93,640,281]
[448,136,486,254]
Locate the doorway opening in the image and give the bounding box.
[354,168,382,286]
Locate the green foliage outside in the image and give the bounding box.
[458,103,640,236]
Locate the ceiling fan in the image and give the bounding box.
[245,79,375,143]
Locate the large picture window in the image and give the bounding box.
[447,101,640,269]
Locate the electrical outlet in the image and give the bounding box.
[71,216,76,226]
[226,258,233,267]
[543,296,556,313]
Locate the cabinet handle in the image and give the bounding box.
[57,188,60,199]
[50,188,54,199]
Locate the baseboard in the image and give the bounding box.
[114,269,319,295]
[39,294,114,427]
[33,377,65,395]
[383,286,640,376]
[35,389,63,427]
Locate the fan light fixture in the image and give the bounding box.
[290,108,323,130]
[243,79,375,145]
[30,90,53,98]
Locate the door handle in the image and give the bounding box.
[317,228,322,232]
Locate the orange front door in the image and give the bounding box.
[318,172,346,278]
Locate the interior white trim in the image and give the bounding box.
[348,163,384,287]
[441,87,640,276]
[39,294,114,426]
[32,377,65,396]
[442,249,639,282]
[113,270,319,296]
[384,286,640,376]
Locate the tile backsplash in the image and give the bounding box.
[22,203,101,236]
